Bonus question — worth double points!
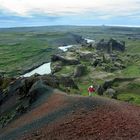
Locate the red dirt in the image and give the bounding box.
[0,92,69,134]
[21,98,140,140]
[1,91,140,140]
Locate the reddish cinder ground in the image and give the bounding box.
[1,90,140,140]
[22,101,140,140]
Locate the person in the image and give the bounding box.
[88,85,95,96]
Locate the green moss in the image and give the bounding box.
[117,93,140,105]
[127,83,140,89]
[57,66,75,75]
[122,65,140,77]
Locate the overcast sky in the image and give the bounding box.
[0,0,140,28]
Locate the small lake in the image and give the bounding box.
[23,63,51,77]
[85,38,95,43]
[23,38,95,77]
[58,45,73,52]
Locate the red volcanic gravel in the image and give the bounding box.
[21,98,140,140]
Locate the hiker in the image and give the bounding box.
[88,85,95,96]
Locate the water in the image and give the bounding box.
[23,63,51,77]
[23,38,95,77]
[58,45,73,52]
[23,45,74,77]
[85,38,95,43]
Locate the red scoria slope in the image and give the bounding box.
[1,90,140,140]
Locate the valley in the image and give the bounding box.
[0,26,140,140]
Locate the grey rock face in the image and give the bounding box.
[96,38,125,53]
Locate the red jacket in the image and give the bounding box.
[88,87,95,92]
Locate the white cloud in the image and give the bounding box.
[0,0,139,17]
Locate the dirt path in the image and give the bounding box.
[1,90,140,140]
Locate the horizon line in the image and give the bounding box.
[0,24,140,29]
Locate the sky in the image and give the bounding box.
[0,0,140,28]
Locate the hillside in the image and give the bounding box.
[0,31,84,76]
[0,26,140,140]
[0,88,140,140]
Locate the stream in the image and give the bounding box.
[23,38,95,77]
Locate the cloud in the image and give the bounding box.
[0,0,139,27]
[0,0,139,18]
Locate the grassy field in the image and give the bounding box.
[0,32,53,76]
[0,31,79,76]
[0,26,140,77]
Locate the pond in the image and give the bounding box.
[23,38,95,77]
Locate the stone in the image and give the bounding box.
[97,85,104,95]
[41,75,60,88]
[95,38,125,53]
[51,61,63,74]
[79,52,95,61]
[93,58,103,67]
[73,65,87,78]
[59,76,78,89]
[0,74,4,86]
[51,54,80,65]
[104,88,117,99]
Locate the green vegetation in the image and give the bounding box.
[56,66,75,75]
[117,93,140,105]
[0,26,140,77]
[127,82,140,89]
[126,40,140,54]
[0,32,59,76]
[0,26,140,106]
[122,65,140,77]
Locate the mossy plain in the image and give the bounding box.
[0,26,140,105]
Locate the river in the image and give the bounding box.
[23,38,95,77]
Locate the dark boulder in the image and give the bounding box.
[59,76,78,89]
[97,77,135,96]
[92,58,103,67]
[104,88,117,99]
[79,52,96,61]
[0,74,4,86]
[41,74,60,88]
[51,63,62,74]
[74,65,87,78]
[0,89,3,106]
[51,55,80,65]
[97,85,104,95]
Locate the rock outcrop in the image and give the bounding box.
[104,88,117,99]
[51,54,80,65]
[0,74,4,86]
[27,80,51,104]
[49,32,86,46]
[73,65,87,78]
[51,62,62,74]
[96,38,125,53]
[97,77,136,96]
[79,52,97,61]
[59,75,78,89]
